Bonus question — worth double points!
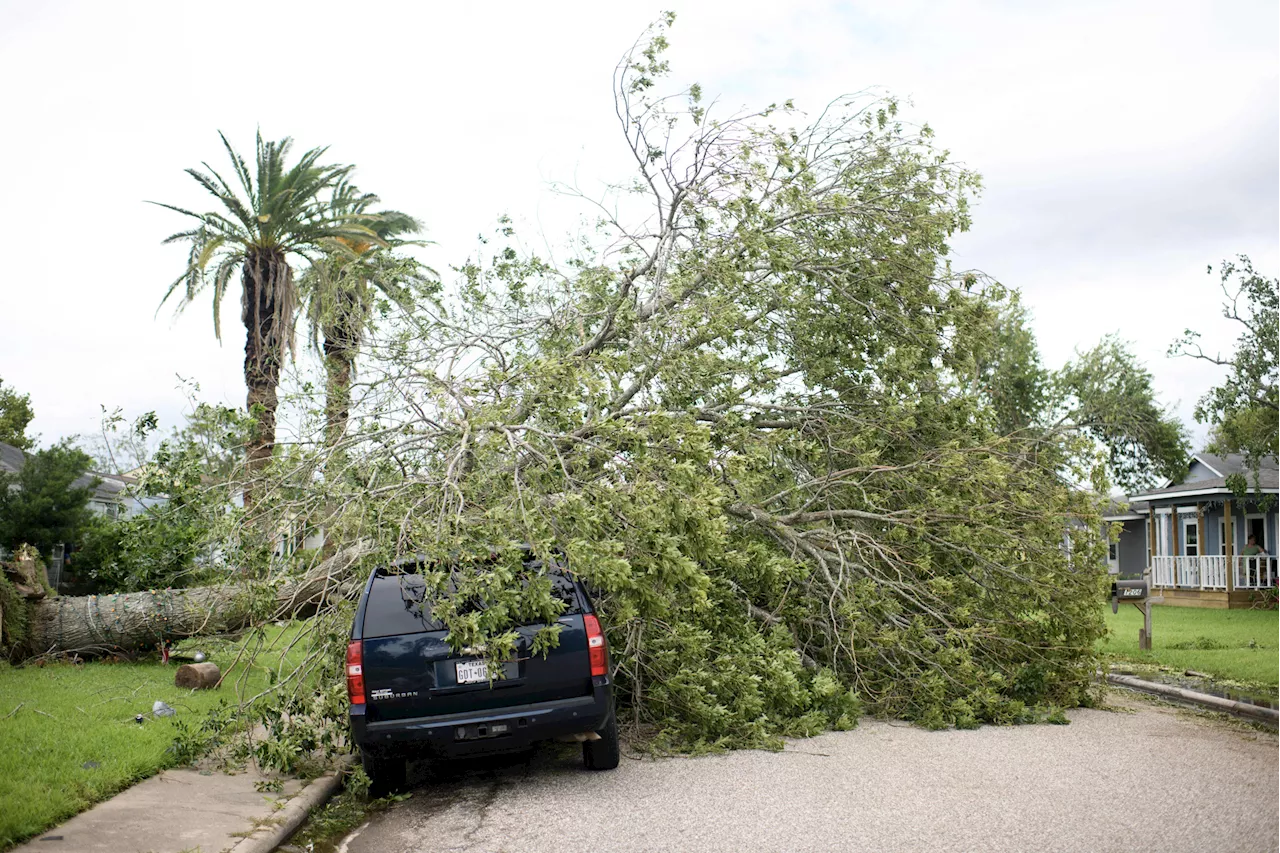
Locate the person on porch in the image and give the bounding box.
[1239,532,1269,584]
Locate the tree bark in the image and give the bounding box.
[15,543,371,659]
[323,318,357,450]
[320,288,363,559]
[175,662,222,689]
[241,248,295,508]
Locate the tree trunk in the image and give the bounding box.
[320,288,364,559]
[241,248,296,509]
[14,543,370,659]
[323,336,355,451]
[322,285,363,450]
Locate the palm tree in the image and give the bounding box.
[299,182,429,449]
[156,132,379,506]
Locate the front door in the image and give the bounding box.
[1183,518,1199,557]
[1247,516,1267,552]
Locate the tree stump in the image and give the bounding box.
[175,662,222,689]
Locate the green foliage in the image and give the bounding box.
[77,509,213,593]
[1056,335,1189,490]
[155,131,372,344]
[1170,255,1278,481]
[251,20,1126,743]
[168,700,242,767]
[0,440,98,554]
[0,571,30,655]
[0,377,35,451]
[297,181,435,448]
[958,297,1186,490]
[74,408,248,592]
[1248,587,1278,611]
[155,132,383,489]
[289,780,408,851]
[158,21,1188,753]
[970,294,1048,436]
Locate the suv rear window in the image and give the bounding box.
[361,569,585,639]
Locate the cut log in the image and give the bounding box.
[175,662,222,689]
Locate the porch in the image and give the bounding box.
[1109,453,1279,609]
[1150,555,1277,606]
[1151,555,1277,590]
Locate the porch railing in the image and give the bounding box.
[1150,555,1277,590]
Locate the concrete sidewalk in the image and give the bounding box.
[13,767,305,853]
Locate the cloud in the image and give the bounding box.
[0,0,1274,454]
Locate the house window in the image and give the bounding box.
[1220,519,1228,555]
[1183,519,1198,557]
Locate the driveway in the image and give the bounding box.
[336,694,1278,853]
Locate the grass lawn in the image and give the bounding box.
[1102,604,1279,693]
[0,624,320,850]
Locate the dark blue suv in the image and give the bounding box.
[346,556,617,793]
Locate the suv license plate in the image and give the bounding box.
[456,659,489,684]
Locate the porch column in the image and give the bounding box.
[1224,499,1234,594]
[1197,502,1206,590]
[1148,507,1157,585]
[1171,508,1180,588]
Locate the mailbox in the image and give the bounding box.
[1111,579,1149,614]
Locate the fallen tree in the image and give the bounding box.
[205,19,1178,745]
[5,544,370,659]
[6,19,1188,754]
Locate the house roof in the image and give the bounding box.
[1129,454,1279,502]
[0,441,25,474]
[0,440,131,503]
[1190,452,1276,480]
[1102,498,1150,521]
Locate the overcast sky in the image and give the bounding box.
[1,0,1275,455]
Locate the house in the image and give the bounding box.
[1,440,171,587]
[0,440,154,519]
[1102,497,1151,580]
[1102,453,1279,608]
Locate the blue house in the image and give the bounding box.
[1103,453,1278,608]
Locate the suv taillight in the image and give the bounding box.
[583,614,607,677]
[346,640,365,704]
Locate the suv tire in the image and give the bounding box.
[583,708,620,770]
[361,747,407,798]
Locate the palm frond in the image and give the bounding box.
[146,200,208,220]
[221,131,254,201]
[191,164,256,230]
[211,255,241,341]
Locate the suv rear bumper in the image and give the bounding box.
[351,681,612,758]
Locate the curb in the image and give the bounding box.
[230,755,357,853]
[1107,673,1279,725]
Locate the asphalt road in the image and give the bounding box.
[336,694,1278,853]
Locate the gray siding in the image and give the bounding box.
[1182,459,1221,484]
[1117,519,1147,578]
[1150,504,1278,556]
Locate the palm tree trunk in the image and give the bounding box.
[240,249,295,508]
[320,297,360,559]
[321,284,364,449]
[322,336,355,450]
